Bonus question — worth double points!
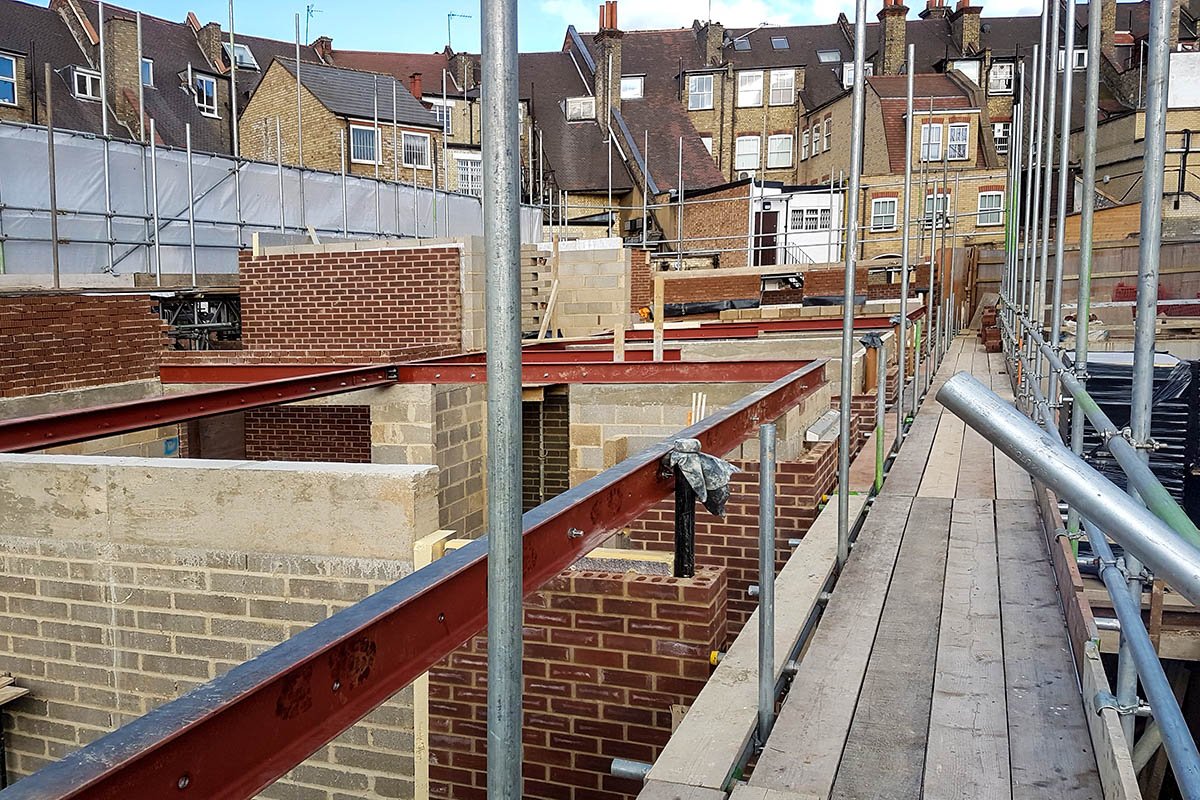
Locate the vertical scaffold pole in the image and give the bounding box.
[757,423,777,746]
[1036,0,1061,392]
[482,0,523,796]
[185,123,197,286]
[1049,0,1077,405]
[898,42,915,443]
[45,63,60,290]
[1120,0,1173,745]
[150,117,162,282]
[838,0,868,569]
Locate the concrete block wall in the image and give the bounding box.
[547,246,631,338]
[429,566,727,800]
[244,405,373,463]
[238,242,464,362]
[626,443,838,642]
[0,455,441,798]
[0,295,166,398]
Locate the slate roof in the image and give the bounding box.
[871,73,974,172]
[225,32,324,98]
[278,57,440,129]
[0,0,126,137]
[332,49,477,96]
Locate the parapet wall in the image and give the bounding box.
[0,455,441,799]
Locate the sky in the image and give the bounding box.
[25,0,1044,54]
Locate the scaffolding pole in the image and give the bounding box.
[1049,0,1076,405]
[898,42,915,445]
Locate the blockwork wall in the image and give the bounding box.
[429,567,727,800]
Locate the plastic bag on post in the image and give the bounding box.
[665,439,739,517]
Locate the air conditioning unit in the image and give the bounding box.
[737,171,754,180]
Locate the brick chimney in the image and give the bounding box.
[101,12,142,131]
[194,21,227,73]
[449,50,478,90]
[408,72,423,101]
[877,0,910,75]
[1100,0,1117,61]
[311,35,333,64]
[694,19,725,65]
[951,0,983,54]
[593,1,624,123]
[918,0,950,20]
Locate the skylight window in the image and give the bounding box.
[222,42,259,70]
[771,36,789,50]
[733,38,751,51]
[817,49,841,63]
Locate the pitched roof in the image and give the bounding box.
[277,57,440,128]
[225,32,324,97]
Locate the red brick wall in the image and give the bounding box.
[629,248,653,312]
[243,406,371,462]
[0,294,166,398]
[663,274,761,304]
[626,444,838,642]
[803,266,869,297]
[430,567,727,800]
[237,245,463,362]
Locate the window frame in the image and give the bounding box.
[823,118,832,151]
[817,49,840,63]
[737,70,763,108]
[456,153,482,197]
[801,130,810,160]
[734,135,760,172]
[349,123,381,165]
[73,67,102,101]
[402,130,432,169]
[193,73,218,117]
[428,99,454,136]
[993,121,1011,155]
[619,75,644,100]
[700,136,713,155]
[947,122,970,161]
[771,35,790,50]
[733,38,751,51]
[923,192,949,228]
[870,197,898,232]
[0,53,17,106]
[768,69,795,106]
[977,191,1004,226]
[565,96,595,121]
[222,42,260,71]
[688,74,713,110]
[766,133,793,168]
[988,61,1013,95]
[920,123,942,161]
[140,57,154,88]
[811,124,821,155]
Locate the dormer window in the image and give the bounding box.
[620,76,644,100]
[988,62,1013,94]
[73,67,101,101]
[841,61,873,89]
[193,73,218,117]
[565,96,595,121]
[222,42,259,70]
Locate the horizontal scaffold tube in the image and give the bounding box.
[936,373,1200,608]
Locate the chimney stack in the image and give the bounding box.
[592,1,624,121]
[951,0,983,54]
[409,72,423,100]
[918,0,950,20]
[311,36,333,63]
[877,0,910,75]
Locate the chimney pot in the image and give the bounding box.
[609,1,618,30]
[409,72,423,100]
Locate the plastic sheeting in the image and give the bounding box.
[0,122,542,276]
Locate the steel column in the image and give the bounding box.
[757,423,777,745]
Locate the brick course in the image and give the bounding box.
[0,295,167,398]
[629,248,653,312]
[662,274,761,305]
[244,406,372,462]
[429,567,727,800]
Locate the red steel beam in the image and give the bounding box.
[158,364,360,383]
[394,360,808,385]
[3,360,826,800]
[0,366,396,454]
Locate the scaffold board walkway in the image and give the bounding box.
[748,336,1103,799]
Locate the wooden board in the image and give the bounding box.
[884,402,942,497]
[646,496,866,792]
[995,499,1104,799]
[987,351,1036,502]
[637,781,728,800]
[1079,640,1144,800]
[917,411,964,498]
[831,496,953,800]
[923,498,1011,800]
[750,494,914,798]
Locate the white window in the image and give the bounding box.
[403,131,432,168]
[871,198,898,231]
[993,122,1011,155]
[978,191,1004,226]
[920,123,942,161]
[222,42,259,70]
[769,69,795,106]
[820,208,832,229]
[457,155,482,196]
[771,36,790,50]
[791,208,828,231]
[700,136,713,155]
[841,61,873,89]
[924,193,949,228]
[737,70,763,107]
[565,96,595,121]
[74,67,101,101]
[811,125,821,154]
[801,130,810,160]
[620,76,644,100]
[429,100,454,135]
[349,123,379,164]
[1058,48,1088,70]
[823,118,832,150]
[141,57,154,87]
[734,135,760,171]
[948,122,969,160]
[0,54,16,106]
[767,134,793,168]
[688,74,713,110]
[988,62,1013,94]
[817,49,841,63]
[733,38,751,51]
[193,73,217,117]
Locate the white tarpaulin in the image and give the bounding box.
[0,122,542,276]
